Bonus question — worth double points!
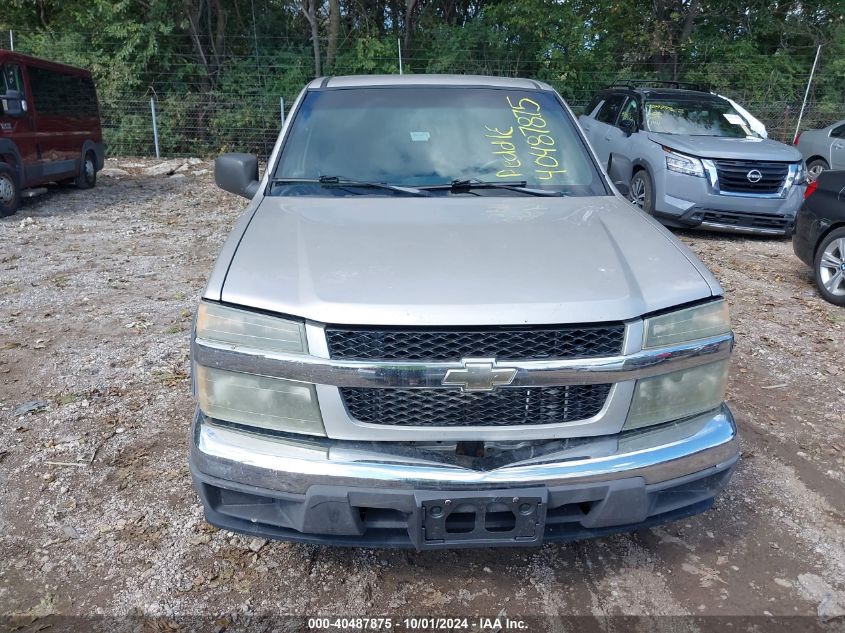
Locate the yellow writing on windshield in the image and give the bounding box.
[645,102,683,127]
[646,103,683,113]
[483,96,567,181]
[484,126,523,178]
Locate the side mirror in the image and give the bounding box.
[619,119,637,136]
[215,153,260,199]
[1,90,25,117]
[613,180,630,197]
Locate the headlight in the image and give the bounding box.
[623,359,729,431]
[626,300,732,430]
[643,300,730,348]
[794,161,808,185]
[195,365,325,435]
[664,147,705,177]
[196,301,307,354]
[194,302,324,435]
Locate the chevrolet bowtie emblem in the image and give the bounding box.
[441,358,518,392]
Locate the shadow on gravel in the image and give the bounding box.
[1,176,187,222]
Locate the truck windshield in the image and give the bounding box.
[271,86,607,197]
[644,98,760,138]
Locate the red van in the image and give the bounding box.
[0,52,104,217]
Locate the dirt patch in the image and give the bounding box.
[1,160,843,622]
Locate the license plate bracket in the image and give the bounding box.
[415,488,547,547]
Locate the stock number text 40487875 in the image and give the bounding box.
[484,95,567,182]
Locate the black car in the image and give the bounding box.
[793,169,845,305]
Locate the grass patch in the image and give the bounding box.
[57,393,78,406]
[152,368,189,386]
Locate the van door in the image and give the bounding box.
[23,64,81,183]
[0,62,36,186]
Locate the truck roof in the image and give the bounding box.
[0,51,93,77]
[307,74,555,91]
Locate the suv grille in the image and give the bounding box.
[325,324,625,362]
[340,385,612,427]
[714,160,789,195]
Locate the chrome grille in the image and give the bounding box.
[325,324,625,362]
[714,160,789,194]
[340,385,612,427]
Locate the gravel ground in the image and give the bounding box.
[1,159,843,628]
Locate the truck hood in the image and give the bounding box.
[220,195,718,326]
[647,132,801,161]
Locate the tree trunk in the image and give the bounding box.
[403,0,419,50]
[650,0,699,81]
[672,0,699,80]
[184,0,227,90]
[327,0,340,69]
[301,0,322,76]
[36,0,49,28]
[183,0,227,149]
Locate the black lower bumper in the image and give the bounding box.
[657,208,795,236]
[192,457,737,550]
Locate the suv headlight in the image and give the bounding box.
[624,300,731,431]
[664,147,705,177]
[193,302,325,436]
[794,161,808,185]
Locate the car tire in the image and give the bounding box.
[0,163,21,217]
[813,227,845,306]
[75,151,97,189]
[629,169,655,215]
[806,158,828,183]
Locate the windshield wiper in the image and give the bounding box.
[269,176,429,197]
[420,179,562,196]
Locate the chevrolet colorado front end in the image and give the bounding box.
[189,75,738,549]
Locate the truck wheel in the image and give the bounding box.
[814,227,845,306]
[75,151,97,189]
[806,158,828,183]
[0,163,21,217]
[629,169,655,215]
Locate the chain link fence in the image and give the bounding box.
[5,29,842,158]
[101,95,285,158]
[102,92,845,159]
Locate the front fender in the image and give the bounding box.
[608,152,634,183]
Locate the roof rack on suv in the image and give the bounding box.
[607,79,710,92]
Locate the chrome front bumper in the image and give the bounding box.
[697,220,793,237]
[656,166,804,236]
[190,405,739,547]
